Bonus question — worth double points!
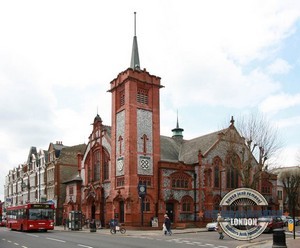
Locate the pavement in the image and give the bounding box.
[54,225,300,247]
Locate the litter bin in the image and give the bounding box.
[272,228,287,248]
[90,219,96,232]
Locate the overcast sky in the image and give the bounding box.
[1,0,300,201]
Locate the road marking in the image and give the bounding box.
[14,243,19,245]
[22,246,28,248]
[26,234,39,237]
[78,244,93,248]
[205,244,214,246]
[46,237,66,243]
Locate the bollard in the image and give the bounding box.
[272,229,287,248]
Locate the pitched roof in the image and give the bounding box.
[160,128,228,165]
[58,144,86,164]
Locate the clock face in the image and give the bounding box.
[140,186,145,192]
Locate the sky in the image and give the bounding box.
[1,0,300,201]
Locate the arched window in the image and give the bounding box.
[225,153,240,189]
[182,196,193,212]
[213,157,222,188]
[93,151,100,181]
[143,196,151,212]
[103,149,110,181]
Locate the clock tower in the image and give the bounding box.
[107,13,163,225]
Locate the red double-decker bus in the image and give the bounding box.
[6,203,55,231]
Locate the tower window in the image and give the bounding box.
[138,176,152,187]
[116,177,125,187]
[137,89,148,105]
[120,90,125,106]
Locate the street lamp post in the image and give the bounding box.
[138,184,147,226]
[293,193,298,239]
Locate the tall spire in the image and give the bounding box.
[130,12,140,70]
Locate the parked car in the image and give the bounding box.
[206,221,218,231]
[258,216,284,232]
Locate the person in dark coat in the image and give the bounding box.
[217,213,224,239]
[164,214,172,235]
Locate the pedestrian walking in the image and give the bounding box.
[164,214,172,235]
[217,213,224,239]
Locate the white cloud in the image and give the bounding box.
[267,58,292,75]
[276,145,300,167]
[275,116,300,129]
[1,0,300,200]
[260,93,300,114]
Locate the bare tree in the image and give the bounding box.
[223,113,282,189]
[278,167,300,214]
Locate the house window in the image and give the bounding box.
[278,190,282,200]
[69,186,74,195]
[171,173,190,189]
[137,88,148,105]
[262,185,271,194]
[182,197,192,212]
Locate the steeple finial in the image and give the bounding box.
[130,12,140,70]
[176,110,179,128]
[230,116,235,126]
[172,110,184,140]
[134,11,136,36]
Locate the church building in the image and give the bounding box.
[63,14,279,227]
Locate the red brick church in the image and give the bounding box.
[63,15,279,227]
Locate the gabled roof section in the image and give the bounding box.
[52,141,66,158]
[160,135,181,162]
[179,129,227,164]
[27,146,37,164]
[58,144,86,165]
